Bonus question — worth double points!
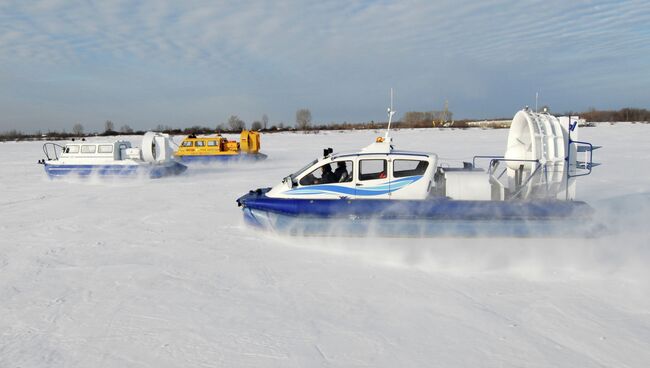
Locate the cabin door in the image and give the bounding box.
[356,158,391,199]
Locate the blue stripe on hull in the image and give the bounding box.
[286,176,421,196]
[178,153,267,163]
[44,162,187,178]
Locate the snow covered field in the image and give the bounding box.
[1,123,649,367]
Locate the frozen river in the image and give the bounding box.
[1,123,649,367]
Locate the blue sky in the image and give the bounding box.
[1,0,648,132]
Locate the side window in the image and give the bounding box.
[207,140,218,146]
[66,145,79,153]
[332,160,353,183]
[181,141,193,147]
[81,145,96,153]
[196,141,205,147]
[359,159,387,181]
[98,145,113,153]
[299,163,337,186]
[393,160,429,178]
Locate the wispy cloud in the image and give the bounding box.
[0,0,648,131]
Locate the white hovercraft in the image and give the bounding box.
[39,132,187,178]
[237,102,599,237]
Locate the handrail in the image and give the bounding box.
[496,167,507,180]
[486,158,539,176]
[472,155,503,168]
[484,158,545,200]
[508,163,543,199]
[568,140,595,178]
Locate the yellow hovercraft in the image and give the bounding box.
[175,130,267,163]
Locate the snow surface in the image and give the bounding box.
[1,124,649,367]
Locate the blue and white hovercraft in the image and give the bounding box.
[237,103,599,237]
[39,132,187,178]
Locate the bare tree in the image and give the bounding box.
[296,108,312,130]
[402,110,453,128]
[72,123,84,136]
[402,111,425,126]
[120,124,133,134]
[228,115,246,132]
[251,121,262,131]
[154,124,173,132]
[262,114,269,130]
[104,120,115,132]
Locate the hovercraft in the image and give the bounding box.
[39,132,187,178]
[237,105,599,237]
[174,130,267,163]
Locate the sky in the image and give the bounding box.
[1,0,649,133]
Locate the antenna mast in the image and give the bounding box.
[385,88,396,139]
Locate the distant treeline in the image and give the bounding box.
[0,129,152,142]
[145,119,479,135]
[577,108,650,122]
[2,107,647,142]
